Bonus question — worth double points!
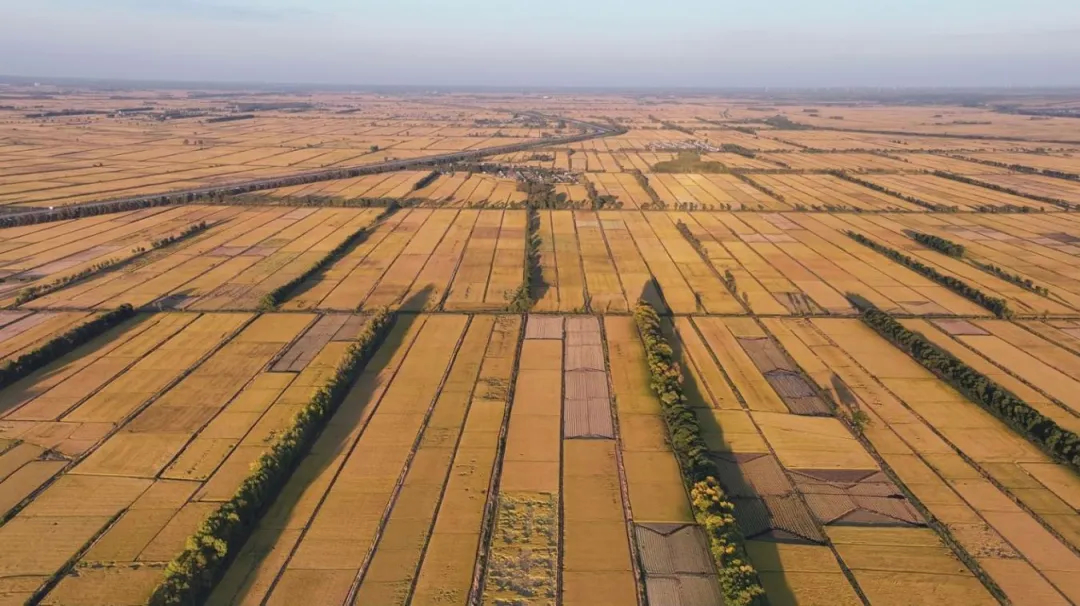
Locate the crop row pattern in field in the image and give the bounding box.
[17,208,1080,318]
[0,311,388,603]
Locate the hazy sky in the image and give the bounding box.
[3,0,1080,87]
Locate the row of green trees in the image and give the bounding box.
[973,261,1052,297]
[846,231,1012,318]
[675,220,705,255]
[507,206,542,312]
[150,221,209,249]
[15,258,123,305]
[932,171,1074,211]
[855,301,1080,471]
[231,194,417,208]
[14,221,210,305]
[910,231,965,257]
[631,170,665,207]
[732,173,786,203]
[720,143,756,158]
[517,182,577,209]
[583,179,621,209]
[906,230,1052,297]
[258,204,399,310]
[150,308,396,605]
[0,305,135,389]
[952,154,1080,182]
[1,123,614,230]
[0,196,183,229]
[632,302,765,605]
[411,170,440,191]
[829,171,953,211]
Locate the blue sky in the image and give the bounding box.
[2,0,1079,87]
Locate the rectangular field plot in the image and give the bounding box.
[604,316,717,603]
[21,206,382,312]
[744,174,925,211]
[904,319,1080,434]
[967,152,1080,176]
[1,310,390,604]
[856,174,1060,211]
[969,173,1080,206]
[647,173,787,210]
[274,208,524,312]
[822,212,1080,315]
[764,316,1080,604]
[208,314,522,606]
[675,212,992,316]
[763,152,916,172]
[538,209,1046,317]
[251,171,529,208]
[0,205,240,306]
[661,316,1012,604]
[0,96,549,208]
[584,172,655,208]
[0,311,99,364]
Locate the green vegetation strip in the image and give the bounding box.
[932,171,1073,211]
[846,230,1012,318]
[632,301,765,606]
[15,258,124,306]
[950,154,1080,182]
[15,221,210,306]
[907,231,1051,297]
[583,179,621,209]
[909,231,965,257]
[258,205,399,310]
[830,171,949,212]
[412,170,440,191]
[150,221,209,249]
[632,171,665,208]
[150,307,395,606]
[0,304,135,390]
[732,173,785,204]
[972,261,1051,297]
[854,300,1080,472]
[652,151,728,174]
[507,205,541,312]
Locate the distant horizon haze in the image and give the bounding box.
[2,0,1079,88]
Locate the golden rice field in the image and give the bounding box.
[18,206,384,311]
[3,93,1080,606]
[0,93,554,208]
[5,309,1080,604]
[10,208,1080,318]
[966,152,1080,175]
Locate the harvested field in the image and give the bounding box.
[20,206,383,312]
[0,311,394,604]
[648,173,784,210]
[6,92,1080,606]
[0,311,100,363]
[0,93,551,208]
[856,173,1060,211]
[744,174,924,211]
[766,316,1080,603]
[764,152,916,172]
[971,173,1080,206]
[967,152,1080,175]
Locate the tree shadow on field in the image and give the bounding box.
[637,281,789,606]
[278,217,389,309]
[207,287,433,604]
[528,209,552,306]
